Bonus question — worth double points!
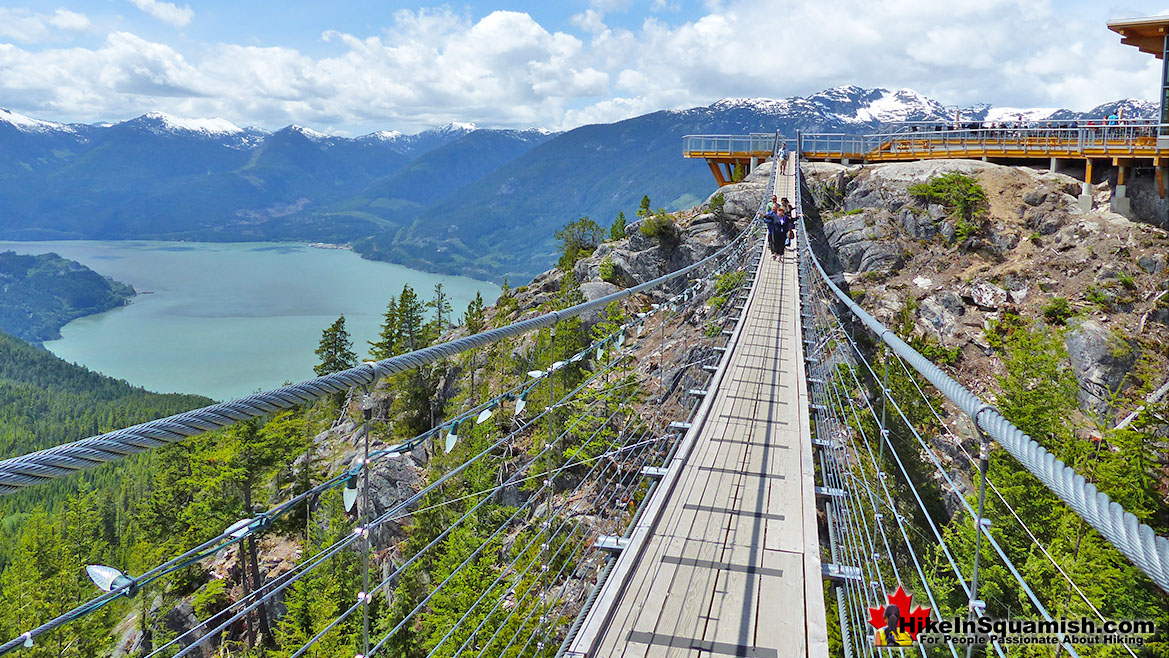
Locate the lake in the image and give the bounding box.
[0,241,500,401]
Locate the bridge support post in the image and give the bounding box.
[1112,159,1132,216]
[1049,157,1059,174]
[1078,159,1095,212]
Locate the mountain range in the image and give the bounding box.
[0,87,1156,282]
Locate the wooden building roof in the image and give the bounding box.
[1108,16,1169,59]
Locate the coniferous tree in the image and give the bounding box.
[609,211,627,241]
[463,292,486,335]
[427,283,452,335]
[315,315,357,377]
[396,286,428,353]
[637,195,652,218]
[369,297,400,361]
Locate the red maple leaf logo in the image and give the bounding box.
[868,585,932,640]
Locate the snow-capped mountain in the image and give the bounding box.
[121,111,243,137]
[0,108,78,134]
[0,86,1159,281]
[694,87,1156,131]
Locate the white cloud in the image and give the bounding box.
[128,0,194,28]
[571,9,607,34]
[0,1,1163,133]
[0,8,91,42]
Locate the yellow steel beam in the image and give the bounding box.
[707,160,728,187]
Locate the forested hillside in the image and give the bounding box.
[0,252,135,343]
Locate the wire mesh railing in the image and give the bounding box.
[688,120,1169,163]
[0,206,765,656]
[793,150,1167,656]
[682,133,782,155]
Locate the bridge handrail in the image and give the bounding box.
[792,149,1169,593]
[0,222,759,496]
[691,122,1169,161]
[682,133,783,155]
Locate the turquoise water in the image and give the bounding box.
[0,241,500,401]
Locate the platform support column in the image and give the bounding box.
[1049,157,1059,173]
[1078,159,1094,212]
[1112,158,1131,216]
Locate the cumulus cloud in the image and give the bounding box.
[0,1,1162,133]
[128,0,194,28]
[0,8,91,42]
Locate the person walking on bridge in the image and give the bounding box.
[780,197,798,251]
[762,204,784,260]
[778,141,790,175]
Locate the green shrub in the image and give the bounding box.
[1085,285,1113,310]
[1040,297,1072,325]
[844,208,864,215]
[954,218,980,243]
[714,270,746,297]
[985,312,1028,352]
[908,172,988,221]
[193,579,231,619]
[639,210,680,247]
[555,216,604,270]
[709,192,729,226]
[1117,272,1136,291]
[599,256,618,285]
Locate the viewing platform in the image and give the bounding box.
[685,121,1169,200]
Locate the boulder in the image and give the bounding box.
[704,179,767,221]
[163,600,216,658]
[962,282,1008,310]
[1022,188,1047,207]
[917,290,966,344]
[823,214,904,274]
[898,207,938,239]
[1065,320,1137,421]
[1138,254,1165,275]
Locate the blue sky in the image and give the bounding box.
[1,0,1166,134]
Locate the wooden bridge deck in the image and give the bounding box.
[569,161,828,657]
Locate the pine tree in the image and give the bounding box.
[427,283,452,335]
[609,211,627,241]
[396,286,428,353]
[369,297,400,361]
[463,292,486,335]
[637,195,652,218]
[315,315,357,377]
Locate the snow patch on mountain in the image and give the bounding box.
[361,130,405,142]
[133,112,244,136]
[982,107,1058,122]
[289,124,331,141]
[0,108,75,133]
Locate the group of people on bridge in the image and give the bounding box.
[762,194,797,259]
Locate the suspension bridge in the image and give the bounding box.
[0,137,1167,658]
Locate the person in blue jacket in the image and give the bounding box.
[763,207,786,259]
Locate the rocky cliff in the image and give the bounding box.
[803,157,1169,464]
